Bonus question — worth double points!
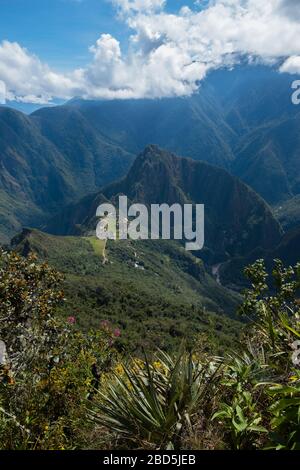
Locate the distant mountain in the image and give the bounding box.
[0,65,299,244]
[0,107,75,242]
[207,66,300,205]
[67,93,235,168]
[31,105,133,196]
[205,65,298,135]
[232,114,300,204]
[51,66,300,207]
[44,145,283,265]
[1,99,66,115]
[0,106,133,243]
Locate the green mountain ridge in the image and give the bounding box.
[44,145,283,267]
[0,106,133,243]
[273,195,300,231]
[218,225,300,289]
[67,94,236,168]
[232,114,300,204]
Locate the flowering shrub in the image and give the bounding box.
[0,250,116,449]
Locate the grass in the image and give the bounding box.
[84,237,107,261]
[11,228,242,353]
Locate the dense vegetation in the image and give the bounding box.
[44,145,282,262]
[1,250,299,450]
[11,229,240,353]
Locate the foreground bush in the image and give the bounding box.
[213,259,300,450]
[91,348,221,449]
[0,250,116,449]
[1,250,300,450]
[94,259,300,450]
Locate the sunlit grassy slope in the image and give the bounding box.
[11,228,242,352]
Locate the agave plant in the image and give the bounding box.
[90,347,221,449]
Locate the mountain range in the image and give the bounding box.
[0,106,133,242]
[44,145,282,266]
[0,65,300,296]
[1,65,300,245]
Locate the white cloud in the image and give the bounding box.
[0,80,6,104]
[280,56,300,74]
[1,0,300,103]
[111,0,165,14]
[0,40,82,103]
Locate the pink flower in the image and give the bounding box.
[100,320,110,329]
[113,328,121,338]
[67,316,76,325]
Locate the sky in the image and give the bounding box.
[0,0,300,105]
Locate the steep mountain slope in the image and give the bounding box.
[31,105,133,194]
[205,65,298,136]
[0,107,76,242]
[11,228,241,352]
[58,66,300,206]
[0,106,133,243]
[217,225,300,290]
[44,145,283,265]
[67,93,235,168]
[273,195,300,231]
[272,227,300,266]
[232,113,300,204]
[203,66,300,206]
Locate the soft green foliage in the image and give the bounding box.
[213,391,267,450]
[240,258,300,357]
[212,348,270,449]
[213,259,300,450]
[266,373,300,450]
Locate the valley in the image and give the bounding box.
[2,66,299,348]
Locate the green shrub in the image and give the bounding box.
[213,259,300,450]
[0,250,116,449]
